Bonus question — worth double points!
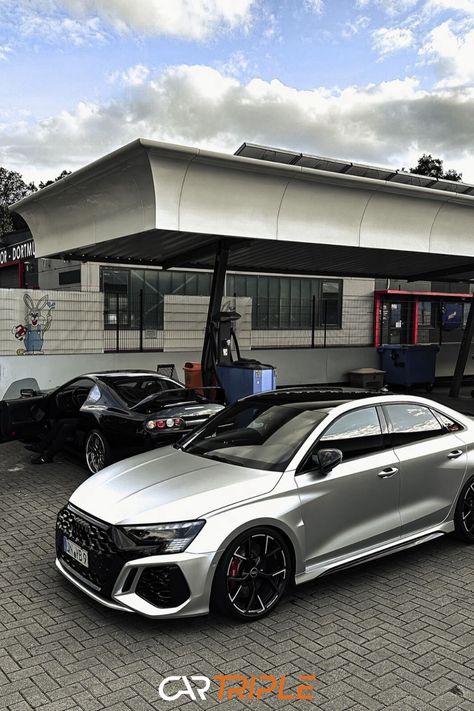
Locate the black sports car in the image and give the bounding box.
[0,370,224,473]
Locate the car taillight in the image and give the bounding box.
[146,417,184,431]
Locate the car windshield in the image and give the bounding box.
[101,376,184,407]
[181,401,330,471]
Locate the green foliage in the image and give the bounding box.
[0,167,71,238]
[409,154,462,182]
[38,170,72,190]
[0,167,37,237]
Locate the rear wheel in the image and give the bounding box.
[211,527,291,621]
[453,476,474,543]
[85,429,111,474]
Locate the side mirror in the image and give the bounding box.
[20,388,37,398]
[313,448,343,475]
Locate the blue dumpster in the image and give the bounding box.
[378,344,439,391]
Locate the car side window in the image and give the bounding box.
[384,404,444,447]
[55,379,94,412]
[433,411,464,433]
[302,407,384,468]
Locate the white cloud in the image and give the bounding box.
[21,13,108,46]
[419,18,474,86]
[0,0,256,45]
[424,0,474,16]
[356,0,419,16]
[108,64,151,86]
[372,26,415,58]
[58,0,256,40]
[304,0,325,14]
[0,45,13,61]
[2,64,474,183]
[341,16,370,38]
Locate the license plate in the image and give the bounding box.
[63,536,89,568]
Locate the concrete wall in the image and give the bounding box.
[0,342,469,400]
[0,346,378,399]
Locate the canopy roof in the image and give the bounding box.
[11,138,474,281]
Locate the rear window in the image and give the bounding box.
[102,376,183,406]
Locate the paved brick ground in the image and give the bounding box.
[0,441,473,711]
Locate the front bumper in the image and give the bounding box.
[56,505,217,618]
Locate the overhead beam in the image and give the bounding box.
[408,261,474,281]
[161,237,244,270]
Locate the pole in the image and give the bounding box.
[311,295,316,348]
[201,242,229,387]
[450,297,474,397]
[323,299,328,348]
[139,289,144,353]
[115,293,120,352]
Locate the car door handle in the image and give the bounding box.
[378,467,398,478]
[447,450,463,459]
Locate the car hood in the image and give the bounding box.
[69,446,282,525]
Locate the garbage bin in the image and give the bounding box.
[378,345,439,391]
[183,362,203,390]
[349,368,385,390]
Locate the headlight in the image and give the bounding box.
[119,520,205,553]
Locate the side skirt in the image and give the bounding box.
[295,523,453,586]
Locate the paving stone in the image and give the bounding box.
[0,441,473,711]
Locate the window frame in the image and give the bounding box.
[381,402,455,447]
[296,404,388,473]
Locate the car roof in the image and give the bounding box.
[241,387,385,406]
[239,388,468,420]
[87,370,173,379]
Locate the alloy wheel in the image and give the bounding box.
[225,532,287,617]
[462,482,474,535]
[86,432,106,473]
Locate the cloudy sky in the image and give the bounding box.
[1,0,474,183]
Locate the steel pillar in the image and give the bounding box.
[449,298,474,397]
[201,243,229,387]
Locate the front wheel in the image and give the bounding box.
[85,429,111,474]
[211,527,291,621]
[452,476,474,543]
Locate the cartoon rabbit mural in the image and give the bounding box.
[13,294,56,355]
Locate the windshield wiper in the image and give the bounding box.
[197,451,232,464]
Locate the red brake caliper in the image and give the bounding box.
[229,558,240,577]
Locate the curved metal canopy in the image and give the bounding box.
[11,138,474,280]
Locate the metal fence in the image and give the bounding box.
[251,296,374,349]
[104,292,164,352]
[103,292,375,352]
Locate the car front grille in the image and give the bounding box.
[135,566,190,608]
[56,505,124,598]
[56,505,191,609]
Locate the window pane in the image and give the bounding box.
[386,404,443,445]
[322,408,381,440]
[319,407,383,461]
[435,412,463,432]
[102,268,128,293]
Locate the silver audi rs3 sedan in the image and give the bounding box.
[56,389,474,621]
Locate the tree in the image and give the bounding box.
[409,154,462,182]
[38,170,72,190]
[0,168,37,237]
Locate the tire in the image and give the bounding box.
[211,527,291,621]
[452,476,474,543]
[85,429,111,474]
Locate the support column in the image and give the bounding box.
[201,242,229,387]
[449,298,474,397]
